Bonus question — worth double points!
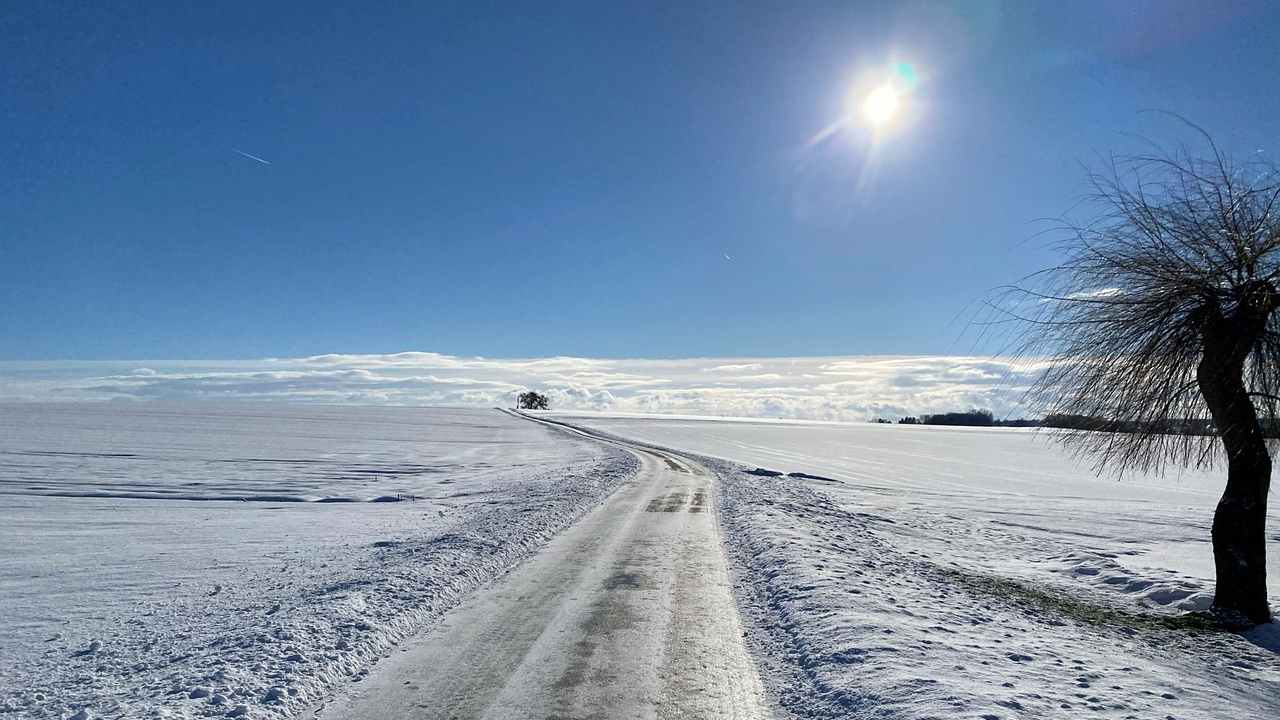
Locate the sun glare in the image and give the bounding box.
[863,85,900,127]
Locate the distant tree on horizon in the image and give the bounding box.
[994,124,1280,625]
[517,391,550,411]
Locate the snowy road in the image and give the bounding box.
[556,413,1280,719]
[315,413,769,720]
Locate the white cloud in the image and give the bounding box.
[703,363,764,373]
[0,353,1043,421]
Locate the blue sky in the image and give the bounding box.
[5,1,1279,361]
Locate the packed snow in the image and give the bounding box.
[0,403,636,720]
[554,413,1280,719]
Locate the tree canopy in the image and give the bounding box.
[517,391,550,410]
[996,130,1280,476]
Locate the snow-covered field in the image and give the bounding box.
[7,402,1278,720]
[0,404,636,720]
[556,413,1280,719]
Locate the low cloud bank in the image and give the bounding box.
[0,353,1040,421]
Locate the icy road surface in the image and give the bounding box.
[315,413,768,720]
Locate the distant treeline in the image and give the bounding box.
[877,409,1040,427]
[877,410,1236,436]
[1040,413,1215,436]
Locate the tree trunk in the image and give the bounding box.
[1198,298,1273,625]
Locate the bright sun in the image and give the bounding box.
[862,85,900,127]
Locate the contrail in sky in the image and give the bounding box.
[233,148,272,165]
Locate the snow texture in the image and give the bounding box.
[561,414,1280,720]
[0,404,637,720]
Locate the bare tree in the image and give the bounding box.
[995,128,1280,626]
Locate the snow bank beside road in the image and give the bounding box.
[711,460,1280,719]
